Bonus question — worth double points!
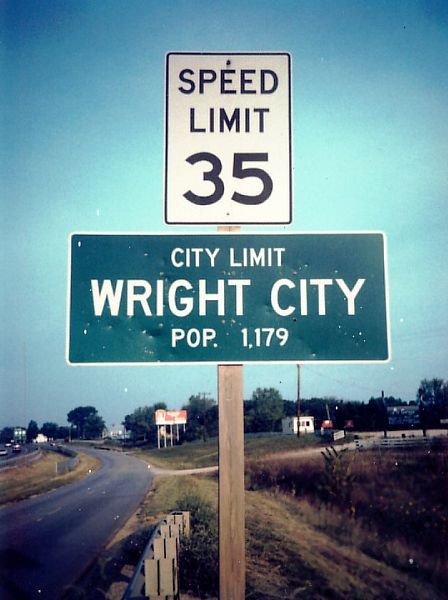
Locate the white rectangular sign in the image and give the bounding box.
[155,409,188,426]
[165,52,292,224]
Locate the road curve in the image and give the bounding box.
[0,447,153,599]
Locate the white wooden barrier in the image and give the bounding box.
[123,511,190,600]
[355,436,448,450]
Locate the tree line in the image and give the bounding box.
[0,405,106,443]
[123,377,448,445]
[2,378,445,446]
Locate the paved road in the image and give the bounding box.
[0,447,153,599]
[0,444,40,470]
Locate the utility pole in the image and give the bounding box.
[418,388,427,437]
[381,390,388,438]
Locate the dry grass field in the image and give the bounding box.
[0,449,100,505]
[134,433,320,470]
[78,440,448,599]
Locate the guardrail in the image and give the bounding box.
[55,454,80,474]
[355,436,448,450]
[44,444,80,474]
[123,511,190,600]
[0,443,80,473]
[0,445,40,470]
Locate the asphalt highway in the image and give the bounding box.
[0,447,153,599]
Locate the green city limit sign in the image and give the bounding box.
[67,232,389,365]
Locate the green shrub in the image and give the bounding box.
[175,493,218,598]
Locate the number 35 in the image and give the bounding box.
[184,152,273,206]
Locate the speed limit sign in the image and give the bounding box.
[164,52,292,224]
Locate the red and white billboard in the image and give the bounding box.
[155,409,188,426]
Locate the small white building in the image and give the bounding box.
[107,427,131,440]
[282,416,315,435]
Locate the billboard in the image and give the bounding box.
[155,409,188,426]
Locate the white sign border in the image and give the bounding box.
[66,230,391,367]
[164,51,293,225]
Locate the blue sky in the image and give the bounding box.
[1,0,447,429]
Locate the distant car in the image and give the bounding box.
[12,444,22,453]
[5,442,12,447]
[0,449,8,456]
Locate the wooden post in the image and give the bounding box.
[217,225,245,599]
[218,364,245,600]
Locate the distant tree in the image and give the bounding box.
[443,382,448,419]
[123,402,167,443]
[0,427,14,444]
[383,396,404,407]
[123,406,152,442]
[202,404,219,439]
[418,378,447,426]
[57,426,70,440]
[418,378,444,403]
[300,397,340,425]
[67,406,98,439]
[283,399,297,417]
[83,414,106,439]
[367,396,389,434]
[299,397,382,431]
[339,401,358,431]
[246,387,284,432]
[182,394,216,442]
[41,422,59,440]
[26,420,39,443]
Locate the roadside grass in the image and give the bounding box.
[134,433,320,470]
[137,440,220,470]
[70,443,447,599]
[64,475,217,600]
[0,450,100,505]
[246,445,448,594]
[244,490,442,600]
[247,446,448,549]
[139,473,444,599]
[142,474,217,519]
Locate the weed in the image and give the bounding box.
[318,446,356,513]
